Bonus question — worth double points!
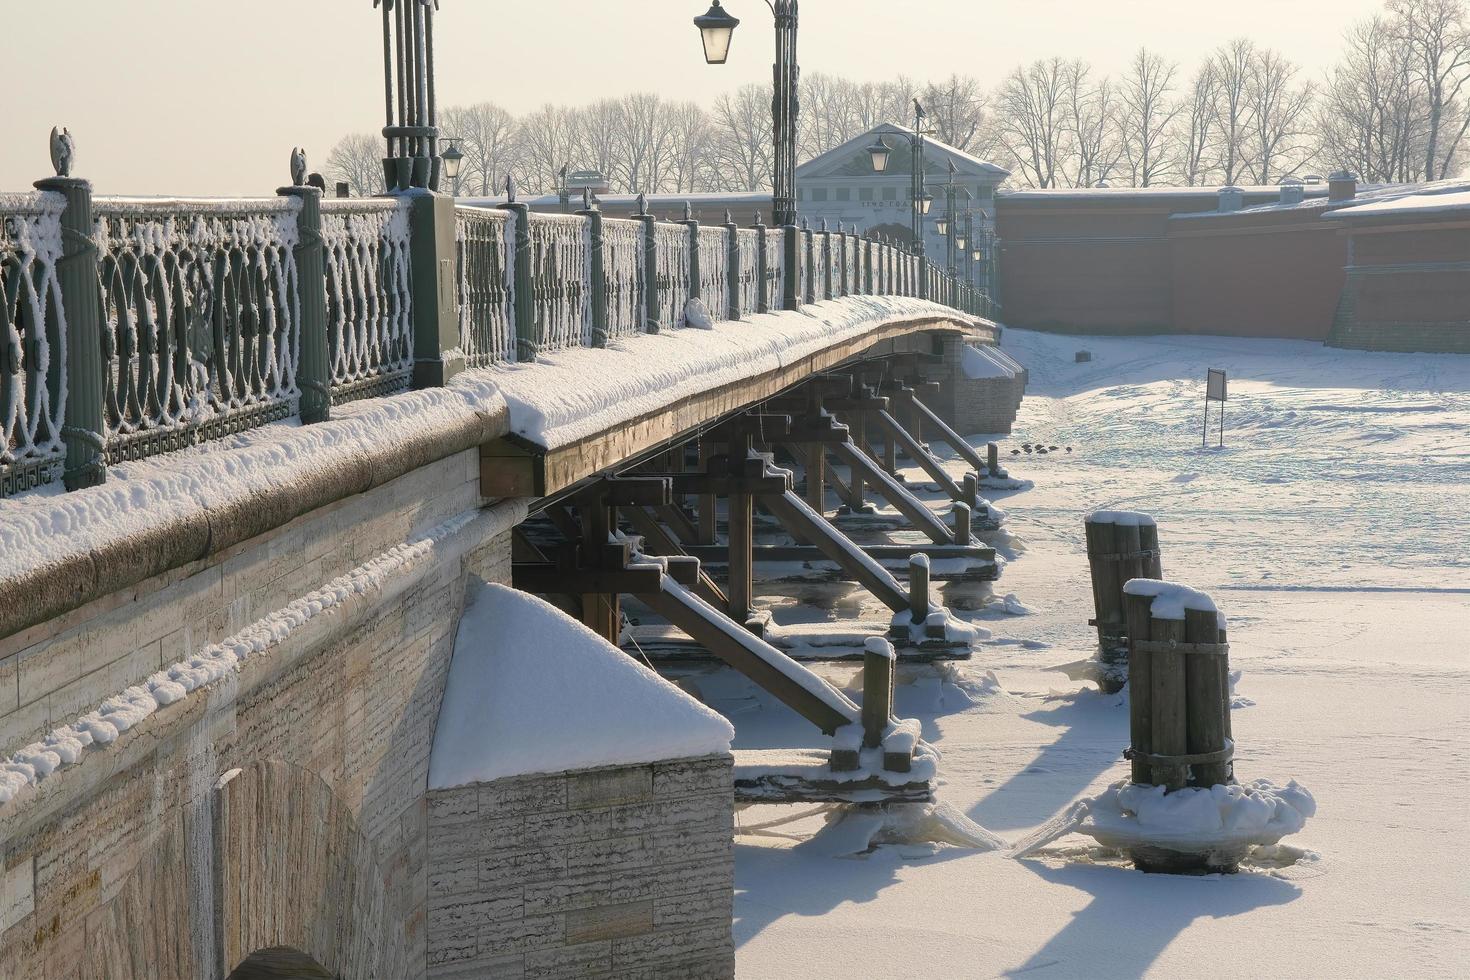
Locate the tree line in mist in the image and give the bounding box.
[327,0,1468,196]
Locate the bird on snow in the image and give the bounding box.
[1048,445,1059,451]
[1010,449,1021,456]
[49,127,75,178]
[1036,448,1048,455]
[1023,445,1033,454]
[290,147,308,187]
[1066,446,1073,453]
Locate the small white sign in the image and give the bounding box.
[1206,369,1228,402]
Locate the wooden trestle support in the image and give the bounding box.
[510,371,1000,802]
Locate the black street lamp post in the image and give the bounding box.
[376,0,444,192]
[694,1,801,228]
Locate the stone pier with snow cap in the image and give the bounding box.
[426,582,737,977]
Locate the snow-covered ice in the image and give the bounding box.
[724,329,1470,979]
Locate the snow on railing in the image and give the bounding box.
[455,206,514,366]
[1,192,67,496]
[697,226,730,323]
[845,236,862,295]
[602,217,644,340]
[652,222,690,330]
[93,197,301,462]
[814,233,832,300]
[528,212,592,350]
[797,230,812,305]
[320,199,413,402]
[736,228,760,317]
[763,228,785,309]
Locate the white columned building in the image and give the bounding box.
[794,123,1009,280]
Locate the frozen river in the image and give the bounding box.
[725,329,1470,979]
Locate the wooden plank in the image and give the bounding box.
[678,543,995,563]
[1185,607,1231,788]
[727,490,754,624]
[1149,615,1188,790]
[1123,591,1155,784]
[905,392,987,474]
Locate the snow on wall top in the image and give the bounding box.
[1329,187,1470,219]
[0,376,508,611]
[429,582,734,788]
[481,295,967,450]
[1122,578,1226,628]
[962,344,1016,380]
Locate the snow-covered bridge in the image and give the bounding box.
[0,179,1017,978]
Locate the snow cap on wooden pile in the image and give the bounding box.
[1122,578,1227,628]
[429,582,734,788]
[1086,510,1156,526]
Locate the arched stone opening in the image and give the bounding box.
[226,947,335,979]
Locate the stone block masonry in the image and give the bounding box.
[426,755,735,979]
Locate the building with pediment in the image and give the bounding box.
[795,123,1010,269]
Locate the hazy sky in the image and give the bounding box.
[3,0,1389,196]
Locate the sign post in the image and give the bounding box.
[1204,368,1228,447]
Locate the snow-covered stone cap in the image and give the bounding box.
[429,583,734,788]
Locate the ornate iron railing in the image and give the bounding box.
[528,212,591,350]
[320,199,413,402]
[455,206,514,367]
[697,226,730,323]
[1,192,67,495]
[735,229,760,317]
[651,222,690,331]
[602,217,644,340]
[7,183,992,499]
[762,228,784,311]
[93,197,301,463]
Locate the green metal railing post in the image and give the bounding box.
[410,190,467,383]
[578,195,608,347]
[279,182,329,423]
[803,220,815,305]
[753,214,769,314]
[724,211,740,321]
[34,170,105,490]
[782,224,799,311]
[498,194,535,361]
[683,203,701,304]
[635,197,659,333]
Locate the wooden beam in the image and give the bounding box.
[636,587,855,734]
[619,505,728,609]
[827,440,954,543]
[872,409,964,502]
[758,490,910,614]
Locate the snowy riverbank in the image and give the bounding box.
[717,329,1470,979]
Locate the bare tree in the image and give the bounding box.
[1062,60,1122,187]
[518,104,577,194]
[325,133,382,197]
[667,101,714,193]
[1207,38,1258,184]
[1320,16,1426,182]
[710,84,774,191]
[1117,48,1182,186]
[920,74,990,153]
[1391,0,1470,179]
[441,102,521,197]
[569,99,623,188]
[995,58,1073,188]
[1244,48,1316,183]
[1176,62,1220,185]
